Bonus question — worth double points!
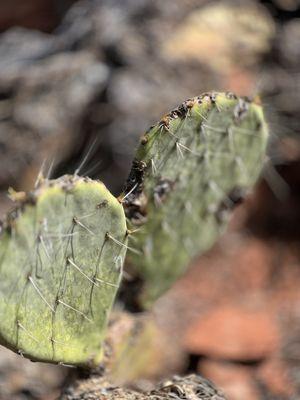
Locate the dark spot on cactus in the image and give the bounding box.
[96,200,108,208]
[234,99,249,122]
[201,93,213,104]
[177,104,189,118]
[169,109,180,119]
[155,97,199,126]
[117,274,144,312]
[124,159,147,196]
[4,202,34,234]
[159,115,171,131]
[123,159,148,223]
[153,179,175,206]
[225,92,238,100]
[215,186,246,224]
[148,124,155,132]
[186,98,196,109]
[141,135,148,145]
[229,186,247,205]
[124,192,148,224]
[210,92,217,103]
[256,120,262,130]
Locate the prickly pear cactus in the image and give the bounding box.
[0,175,127,365]
[123,92,269,306]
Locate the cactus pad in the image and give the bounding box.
[123,92,268,305]
[0,175,127,365]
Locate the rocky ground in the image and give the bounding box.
[0,0,299,399]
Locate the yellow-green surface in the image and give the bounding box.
[0,176,127,365]
[124,92,268,306]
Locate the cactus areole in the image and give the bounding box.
[0,175,127,365]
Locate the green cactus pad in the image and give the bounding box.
[0,175,127,365]
[123,92,268,306]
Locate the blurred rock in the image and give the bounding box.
[161,3,275,72]
[245,159,300,239]
[256,357,295,398]
[184,305,279,361]
[0,346,67,400]
[279,19,300,67]
[273,0,300,11]
[0,0,75,33]
[199,360,259,400]
[260,17,300,138]
[0,33,108,189]
[104,311,184,385]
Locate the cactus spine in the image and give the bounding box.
[0,175,127,366]
[123,92,269,306]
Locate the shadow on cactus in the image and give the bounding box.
[0,92,268,368]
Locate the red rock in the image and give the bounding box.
[199,360,259,400]
[224,68,256,96]
[0,0,67,32]
[257,358,294,397]
[184,305,279,361]
[228,238,273,291]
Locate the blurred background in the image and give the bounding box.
[0,0,299,399]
